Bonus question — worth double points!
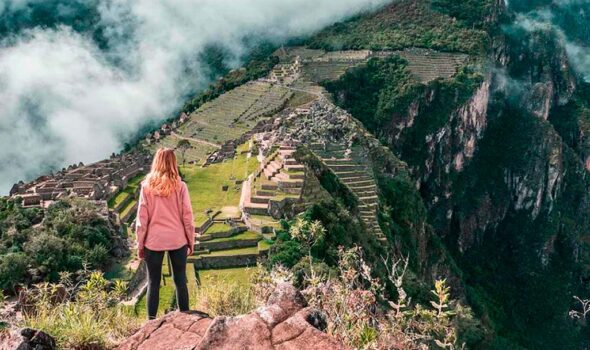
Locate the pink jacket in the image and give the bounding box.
[135,180,195,252]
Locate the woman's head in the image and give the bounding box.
[144,148,180,196]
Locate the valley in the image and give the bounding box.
[4,1,590,349]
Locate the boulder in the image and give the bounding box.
[117,283,348,350]
[14,328,56,350]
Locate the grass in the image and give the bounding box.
[127,174,144,189]
[207,222,234,234]
[248,214,281,227]
[192,268,258,316]
[119,199,137,220]
[181,145,259,225]
[146,133,215,164]
[103,260,134,281]
[107,173,144,209]
[258,240,272,251]
[198,246,259,257]
[286,90,317,108]
[108,192,130,209]
[206,231,261,243]
[198,267,258,286]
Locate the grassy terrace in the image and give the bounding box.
[119,199,137,220]
[258,240,272,251]
[207,222,234,234]
[146,133,215,164]
[206,231,261,243]
[248,214,281,228]
[198,246,259,257]
[108,173,144,209]
[181,144,258,226]
[108,191,130,209]
[197,267,257,286]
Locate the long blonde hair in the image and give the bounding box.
[144,148,180,196]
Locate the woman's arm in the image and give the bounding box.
[135,185,149,258]
[181,183,196,255]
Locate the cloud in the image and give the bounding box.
[0,0,390,193]
[509,3,590,82]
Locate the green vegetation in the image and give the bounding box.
[199,246,259,257]
[193,268,259,316]
[21,272,139,349]
[108,192,130,209]
[206,230,260,243]
[181,146,258,225]
[118,199,137,220]
[107,173,143,209]
[325,55,483,168]
[446,106,590,348]
[207,222,234,234]
[182,43,279,114]
[307,0,489,54]
[0,198,125,292]
[198,267,257,286]
[431,0,495,28]
[324,55,415,131]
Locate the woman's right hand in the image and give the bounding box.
[138,247,145,260]
[187,245,194,256]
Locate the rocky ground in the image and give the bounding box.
[116,283,347,350]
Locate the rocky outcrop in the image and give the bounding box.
[117,283,348,350]
[12,328,57,350]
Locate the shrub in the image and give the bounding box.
[192,276,259,316]
[0,252,29,291]
[268,240,304,268]
[21,272,139,349]
[0,198,124,290]
[256,246,477,349]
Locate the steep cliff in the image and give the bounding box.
[321,0,590,348]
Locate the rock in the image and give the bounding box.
[14,328,56,350]
[116,283,349,350]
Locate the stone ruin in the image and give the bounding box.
[9,151,151,208]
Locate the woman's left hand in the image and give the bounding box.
[138,247,145,260]
[187,245,194,256]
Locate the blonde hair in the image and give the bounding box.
[144,148,180,197]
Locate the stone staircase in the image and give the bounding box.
[242,144,306,237]
[310,142,386,241]
[244,145,304,216]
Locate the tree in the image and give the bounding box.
[0,253,29,292]
[177,139,191,165]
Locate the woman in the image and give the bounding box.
[135,148,195,319]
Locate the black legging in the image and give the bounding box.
[144,245,189,319]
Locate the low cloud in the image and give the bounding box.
[508,1,590,81]
[0,0,389,193]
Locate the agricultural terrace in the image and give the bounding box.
[107,173,144,209]
[182,142,258,226]
[146,132,216,165]
[176,81,291,145]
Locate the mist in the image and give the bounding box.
[0,0,390,194]
[507,0,590,81]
